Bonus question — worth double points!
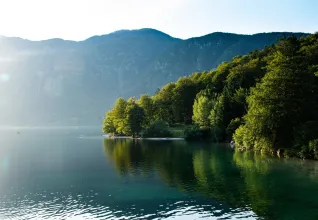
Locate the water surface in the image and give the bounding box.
[0,128,318,219]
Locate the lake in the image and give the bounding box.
[0,128,318,219]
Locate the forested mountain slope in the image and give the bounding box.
[0,29,307,126]
[104,33,318,159]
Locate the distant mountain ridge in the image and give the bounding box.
[0,29,308,126]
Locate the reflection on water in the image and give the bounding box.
[0,129,318,219]
[104,139,318,220]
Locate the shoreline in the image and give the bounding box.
[103,135,184,140]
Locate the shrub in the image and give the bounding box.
[298,139,318,159]
[184,125,211,141]
[293,122,318,159]
[210,126,224,142]
[142,120,173,138]
[226,118,243,141]
[184,125,202,140]
[200,126,212,139]
[233,125,254,149]
[309,139,318,160]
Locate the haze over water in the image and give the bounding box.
[0,128,318,219]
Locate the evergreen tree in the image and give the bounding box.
[235,36,315,151]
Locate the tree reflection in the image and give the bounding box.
[103,139,318,220]
[103,140,249,207]
[103,139,147,175]
[233,150,272,216]
[192,146,248,207]
[104,138,196,187]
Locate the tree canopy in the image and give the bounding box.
[103,33,318,159]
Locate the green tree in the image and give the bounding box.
[172,77,200,124]
[124,101,145,138]
[112,98,128,135]
[235,36,315,152]
[153,82,176,124]
[103,110,116,134]
[142,120,173,138]
[138,94,154,126]
[226,58,265,92]
[209,62,232,93]
[192,94,213,127]
[209,89,232,139]
[226,118,243,141]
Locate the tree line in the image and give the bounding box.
[103,33,318,159]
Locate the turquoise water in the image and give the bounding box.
[0,128,318,219]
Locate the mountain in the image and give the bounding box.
[0,29,308,126]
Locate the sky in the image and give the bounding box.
[0,0,317,41]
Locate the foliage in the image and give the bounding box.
[200,126,212,139]
[308,139,318,160]
[172,77,202,124]
[3,31,308,126]
[102,97,145,137]
[235,36,317,154]
[184,125,211,140]
[112,98,128,135]
[293,121,318,159]
[184,125,203,140]
[169,124,188,138]
[226,118,243,141]
[138,94,155,126]
[103,33,318,159]
[103,110,116,134]
[152,83,176,125]
[124,99,145,137]
[192,94,214,126]
[142,120,173,138]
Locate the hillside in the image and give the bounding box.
[0,29,307,126]
[104,33,318,159]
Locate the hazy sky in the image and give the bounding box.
[0,0,317,41]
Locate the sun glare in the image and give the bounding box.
[0,73,9,82]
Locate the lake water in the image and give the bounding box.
[1,128,318,219]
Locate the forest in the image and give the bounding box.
[103,33,318,159]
